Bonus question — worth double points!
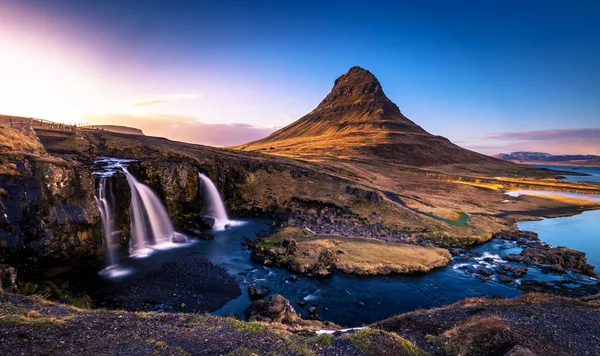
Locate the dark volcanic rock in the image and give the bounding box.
[309,248,337,278]
[171,233,187,243]
[247,283,270,301]
[200,216,216,229]
[504,254,526,263]
[0,158,101,262]
[104,253,240,313]
[373,293,600,356]
[494,230,540,242]
[307,306,319,319]
[245,294,299,323]
[501,264,528,278]
[521,246,597,277]
[0,264,17,291]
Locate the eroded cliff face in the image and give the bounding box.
[0,157,101,263]
[126,157,328,227]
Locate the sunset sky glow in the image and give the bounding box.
[1,0,599,154]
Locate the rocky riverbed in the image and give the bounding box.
[99,253,241,313]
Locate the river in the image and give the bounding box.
[95,214,599,327]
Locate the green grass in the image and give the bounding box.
[348,329,427,356]
[313,333,334,346]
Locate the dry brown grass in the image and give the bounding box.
[0,126,45,154]
[259,228,451,275]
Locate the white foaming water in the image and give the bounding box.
[94,176,117,266]
[98,265,133,278]
[316,327,364,335]
[123,167,188,255]
[93,158,190,277]
[198,173,244,230]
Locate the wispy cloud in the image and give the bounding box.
[86,113,278,147]
[488,128,600,141]
[480,128,600,155]
[132,99,168,107]
[161,91,202,100]
[131,90,202,107]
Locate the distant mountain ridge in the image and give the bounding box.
[235,66,512,167]
[494,152,600,167]
[87,125,144,135]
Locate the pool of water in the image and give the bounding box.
[518,210,600,269]
[95,217,598,327]
[530,164,600,183]
[506,190,600,203]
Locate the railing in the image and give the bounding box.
[0,115,111,134]
[0,115,78,133]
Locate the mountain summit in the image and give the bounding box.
[236,67,505,166]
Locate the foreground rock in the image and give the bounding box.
[244,294,339,332]
[373,293,600,356]
[0,264,17,291]
[3,290,600,355]
[498,230,597,277]
[102,253,240,313]
[0,292,371,356]
[247,283,270,301]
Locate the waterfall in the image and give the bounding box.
[93,157,191,277]
[198,173,232,229]
[123,167,187,257]
[94,176,117,266]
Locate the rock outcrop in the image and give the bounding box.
[0,264,17,291]
[497,231,597,277]
[0,156,101,263]
[244,294,338,332]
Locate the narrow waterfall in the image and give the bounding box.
[198,173,231,229]
[94,176,117,266]
[123,167,187,257]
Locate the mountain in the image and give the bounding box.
[235,66,509,167]
[495,152,600,167]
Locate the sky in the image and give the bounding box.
[1,0,599,154]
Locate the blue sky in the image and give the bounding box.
[1,0,599,153]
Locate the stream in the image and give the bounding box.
[94,214,598,327]
[90,159,600,327]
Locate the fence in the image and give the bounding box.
[0,116,82,133]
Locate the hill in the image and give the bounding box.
[235,66,512,168]
[495,151,600,167]
[85,125,145,135]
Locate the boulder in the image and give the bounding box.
[171,233,187,243]
[307,306,319,319]
[200,216,216,229]
[245,294,299,324]
[0,264,17,291]
[503,254,526,263]
[501,264,528,277]
[494,230,539,242]
[248,283,271,301]
[521,246,597,277]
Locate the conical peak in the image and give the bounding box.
[321,66,384,105]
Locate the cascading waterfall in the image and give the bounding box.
[123,167,187,257]
[94,176,117,267]
[198,173,229,223]
[93,157,189,277]
[198,173,242,230]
